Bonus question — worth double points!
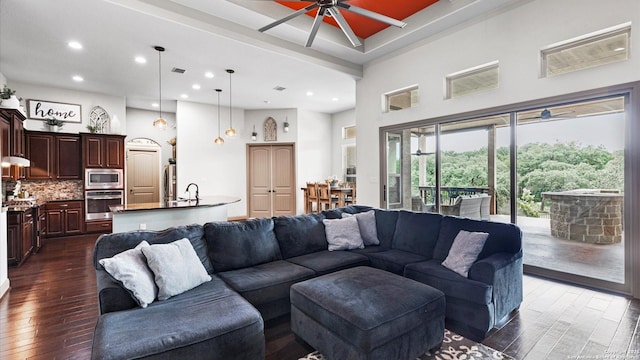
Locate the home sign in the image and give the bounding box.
[27,99,82,123]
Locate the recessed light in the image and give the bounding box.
[72,75,84,82]
[180,94,189,99]
[68,41,83,50]
[151,103,159,107]
[192,84,201,90]
[332,97,339,102]
[614,47,625,51]
[134,56,147,64]
[306,91,314,96]
[205,72,214,79]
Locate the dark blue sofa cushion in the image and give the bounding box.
[286,250,369,276]
[217,260,315,306]
[404,260,492,305]
[365,249,428,275]
[204,218,281,272]
[433,216,522,262]
[374,209,399,249]
[93,224,213,274]
[391,211,443,257]
[322,205,373,219]
[273,213,327,259]
[92,276,264,360]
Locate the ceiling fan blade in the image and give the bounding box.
[258,3,318,32]
[336,3,407,28]
[305,7,326,47]
[326,7,362,47]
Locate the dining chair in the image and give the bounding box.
[317,183,338,210]
[344,183,356,205]
[306,182,319,213]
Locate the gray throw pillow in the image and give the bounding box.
[98,241,157,308]
[323,216,365,251]
[342,210,379,246]
[441,230,489,277]
[141,238,212,301]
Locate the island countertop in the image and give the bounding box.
[110,196,241,213]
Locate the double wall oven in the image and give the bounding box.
[85,169,123,221]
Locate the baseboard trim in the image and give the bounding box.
[0,278,10,301]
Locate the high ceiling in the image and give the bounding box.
[0,0,522,114]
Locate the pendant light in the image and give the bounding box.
[214,89,224,144]
[283,116,290,133]
[152,46,168,129]
[224,69,236,137]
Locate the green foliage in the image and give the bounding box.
[517,188,539,217]
[1,85,16,100]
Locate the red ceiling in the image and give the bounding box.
[276,0,439,39]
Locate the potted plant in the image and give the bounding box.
[0,85,20,109]
[45,118,64,132]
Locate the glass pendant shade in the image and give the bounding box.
[225,69,236,137]
[153,117,167,129]
[214,136,225,144]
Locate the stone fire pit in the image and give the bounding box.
[542,189,623,244]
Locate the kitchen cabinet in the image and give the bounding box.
[44,201,84,237]
[81,133,125,169]
[34,206,46,252]
[25,131,81,180]
[85,220,112,234]
[7,208,34,266]
[0,108,26,180]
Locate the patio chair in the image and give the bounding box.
[440,195,483,220]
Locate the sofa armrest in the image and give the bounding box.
[96,270,137,315]
[468,251,523,321]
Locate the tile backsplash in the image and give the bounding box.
[3,180,84,203]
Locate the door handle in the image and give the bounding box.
[129,189,134,193]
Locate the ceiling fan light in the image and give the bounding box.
[153,117,167,129]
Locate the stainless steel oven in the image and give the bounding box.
[85,190,123,220]
[85,169,123,190]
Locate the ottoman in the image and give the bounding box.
[290,266,445,360]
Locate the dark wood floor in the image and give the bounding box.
[1,235,638,360]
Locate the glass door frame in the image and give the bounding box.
[379,81,640,298]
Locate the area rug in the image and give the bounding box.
[299,329,514,360]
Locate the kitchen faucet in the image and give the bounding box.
[185,183,199,202]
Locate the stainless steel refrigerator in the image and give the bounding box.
[164,164,177,201]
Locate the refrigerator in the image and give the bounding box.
[164,164,177,201]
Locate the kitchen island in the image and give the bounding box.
[110,196,240,233]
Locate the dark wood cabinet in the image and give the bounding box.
[7,208,34,266]
[25,131,81,180]
[44,201,84,237]
[81,134,125,169]
[85,219,112,234]
[0,108,26,180]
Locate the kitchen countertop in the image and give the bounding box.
[110,196,240,213]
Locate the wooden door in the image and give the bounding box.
[126,147,160,204]
[56,135,81,179]
[247,144,295,218]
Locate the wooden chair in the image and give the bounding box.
[344,183,356,205]
[317,183,338,210]
[306,182,319,213]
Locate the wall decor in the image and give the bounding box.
[87,106,110,133]
[264,117,277,141]
[27,99,82,123]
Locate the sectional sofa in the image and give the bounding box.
[91,205,523,359]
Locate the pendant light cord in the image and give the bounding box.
[227,69,235,129]
[217,89,221,136]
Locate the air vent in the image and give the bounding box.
[171,67,186,74]
[273,86,286,91]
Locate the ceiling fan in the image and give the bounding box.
[257,0,407,47]
[411,149,434,156]
[520,108,575,121]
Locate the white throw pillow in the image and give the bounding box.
[342,210,380,246]
[441,230,489,277]
[98,241,157,308]
[323,216,365,251]
[141,238,212,301]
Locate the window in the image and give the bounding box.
[541,23,630,77]
[384,86,418,112]
[343,126,356,140]
[343,144,356,184]
[445,61,499,99]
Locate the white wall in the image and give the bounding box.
[331,109,356,182]
[7,81,126,134]
[125,107,176,165]
[176,100,247,218]
[297,109,332,212]
[356,0,640,207]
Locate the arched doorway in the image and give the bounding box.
[126,138,162,205]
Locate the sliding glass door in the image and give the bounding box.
[381,91,630,293]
